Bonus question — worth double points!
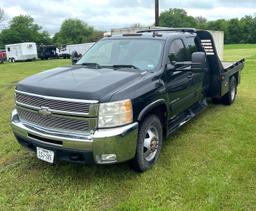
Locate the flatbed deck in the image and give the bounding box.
[222,62,234,69]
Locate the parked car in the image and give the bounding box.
[11,28,245,172]
[0,50,6,63]
[5,42,38,62]
[38,45,59,60]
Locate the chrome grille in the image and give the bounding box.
[17,107,92,133]
[16,92,90,114]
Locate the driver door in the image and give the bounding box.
[165,39,195,116]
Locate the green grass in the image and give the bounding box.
[0,46,256,210]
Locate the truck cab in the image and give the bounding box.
[0,50,6,63]
[11,28,245,172]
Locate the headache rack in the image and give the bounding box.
[137,28,196,34]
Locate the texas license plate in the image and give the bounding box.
[36,147,54,163]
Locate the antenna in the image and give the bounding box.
[155,0,159,26]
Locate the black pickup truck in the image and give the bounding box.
[11,28,245,172]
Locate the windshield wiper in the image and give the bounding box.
[106,64,140,70]
[80,63,102,69]
[80,63,141,71]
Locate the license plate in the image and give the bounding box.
[36,147,54,163]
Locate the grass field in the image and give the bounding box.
[0,44,256,210]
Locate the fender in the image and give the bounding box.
[137,99,169,121]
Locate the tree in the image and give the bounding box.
[0,8,5,25]
[0,15,51,45]
[0,8,6,47]
[225,19,242,44]
[159,8,197,28]
[87,30,104,42]
[53,19,95,45]
[195,16,207,29]
[240,16,256,43]
[206,19,228,32]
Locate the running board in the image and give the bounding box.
[167,99,207,135]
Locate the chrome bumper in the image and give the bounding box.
[11,109,138,164]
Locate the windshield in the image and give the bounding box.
[77,39,164,71]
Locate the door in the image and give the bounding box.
[184,37,208,101]
[165,39,195,116]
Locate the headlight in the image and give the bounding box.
[98,99,133,128]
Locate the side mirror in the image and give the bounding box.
[170,60,176,65]
[166,63,175,71]
[191,52,206,72]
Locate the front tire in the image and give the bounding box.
[131,115,163,172]
[222,77,237,105]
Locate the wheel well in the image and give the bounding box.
[233,72,239,84]
[139,104,168,138]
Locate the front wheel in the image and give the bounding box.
[131,115,163,172]
[222,76,237,105]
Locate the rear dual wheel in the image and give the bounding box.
[212,76,237,105]
[131,115,163,172]
[222,76,237,105]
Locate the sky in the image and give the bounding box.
[0,0,256,35]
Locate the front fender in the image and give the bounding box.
[137,99,169,121]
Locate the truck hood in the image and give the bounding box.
[16,65,144,102]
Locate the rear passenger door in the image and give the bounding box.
[165,39,195,116]
[184,37,208,101]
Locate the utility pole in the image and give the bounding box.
[155,0,159,26]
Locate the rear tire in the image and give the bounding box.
[212,97,221,104]
[130,115,163,172]
[222,76,237,105]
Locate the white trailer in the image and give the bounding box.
[59,42,95,58]
[5,42,38,62]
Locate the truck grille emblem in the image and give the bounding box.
[39,107,51,116]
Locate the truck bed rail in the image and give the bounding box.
[222,58,245,72]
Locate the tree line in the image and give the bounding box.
[159,8,256,44]
[0,8,256,49]
[0,14,104,49]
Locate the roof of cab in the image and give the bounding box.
[103,30,196,41]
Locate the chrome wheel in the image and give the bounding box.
[131,115,163,172]
[143,126,159,162]
[230,83,236,101]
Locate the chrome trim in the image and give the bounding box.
[16,102,92,116]
[16,105,97,133]
[28,135,63,147]
[15,90,99,117]
[24,122,92,139]
[94,123,138,138]
[12,119,93,143]
[11,109,138,163]
[16,90,99,104]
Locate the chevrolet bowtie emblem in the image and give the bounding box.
[39,107,51,116]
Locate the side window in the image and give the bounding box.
[168,39,186,62]
[7,47,10,52]
[184,37,198,60]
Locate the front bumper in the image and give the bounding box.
[11,109,138,164]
